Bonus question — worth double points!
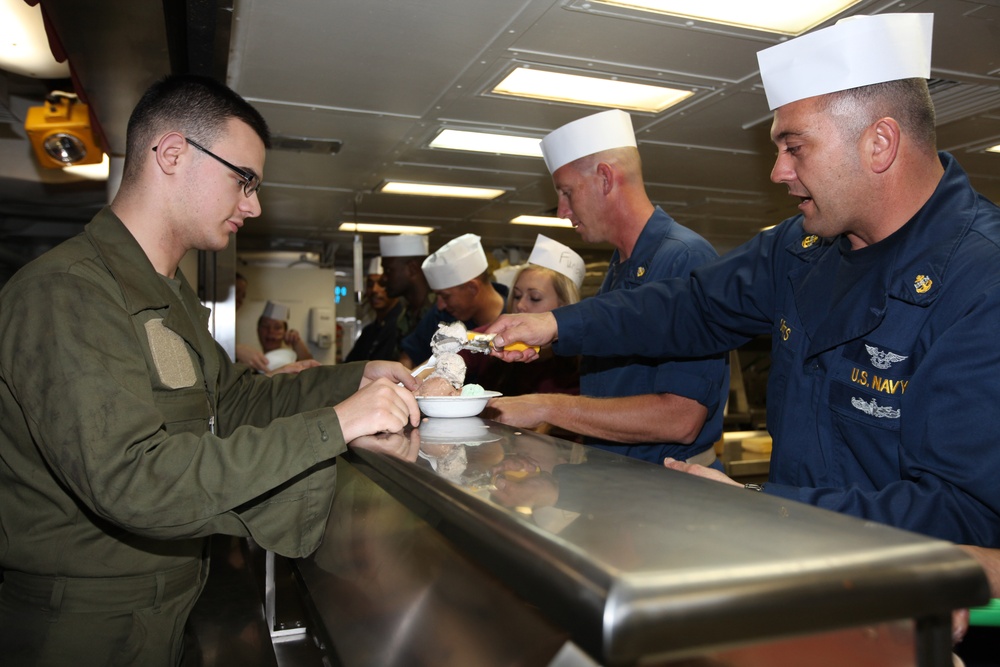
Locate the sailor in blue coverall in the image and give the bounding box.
[581,206,727,465]
[486,14,1000,548]
[486,109,728,465]
[551,151,1000,545]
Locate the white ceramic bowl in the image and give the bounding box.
[415,391,502,418]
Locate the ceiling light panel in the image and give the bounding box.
[491,67,693,113]
[379,181,506,199]
[430,129,543,158]
[510,215,574,228]
[338,223,435,234]
[592,0,862,36]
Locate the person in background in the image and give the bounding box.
[491,110,729,467]
[379,233,434,361]
[236,292,312,375]
[508,234,583,315]
[400,233,508,372]
[474,235,583,418]
[255,300,313,364]
[486,13,1000,551]
[344,256,403,362]
[0,73,421,666]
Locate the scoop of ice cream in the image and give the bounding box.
[460,384,485,397]
[413,351,467,396]
[415,376,460,397]
[431,321,468,355]
[430,352,466,387]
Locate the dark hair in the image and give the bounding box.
[121,74,270,186]
[824,78,937,153]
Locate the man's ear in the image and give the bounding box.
[869,117,900,175]
[596,162,614,195]
[152,132,187,175]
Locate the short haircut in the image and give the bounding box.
[121,74,270,187]
[823,78,937,154]
[470,270,492,286]
[573,145,644,185]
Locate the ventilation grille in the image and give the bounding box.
[270,135,343,155]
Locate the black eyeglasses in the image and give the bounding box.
[153,137,262,197]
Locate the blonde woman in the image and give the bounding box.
[474,236,584,430]
[508,262,580,314]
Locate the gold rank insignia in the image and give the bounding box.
[779,318,791,341]
[914,274,933,294]
[637,266,646,278]
[801,235,819,248]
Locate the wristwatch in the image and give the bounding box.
[744,483,765,492]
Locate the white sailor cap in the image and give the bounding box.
[757,13,933,111]
[367,256,383,275]
[539,109,637,174]
[261,300,290,321]
[528,234,586,289]
[421,233,489,291]
[379,234,430,258]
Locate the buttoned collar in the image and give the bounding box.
[605,206,675,286]
[786,152,977,356]
[84,208,210,346]
[787,152,975,308]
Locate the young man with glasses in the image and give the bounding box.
[180,137,262,197]
[0,74,421,666]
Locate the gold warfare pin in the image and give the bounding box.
[914,274,933,294]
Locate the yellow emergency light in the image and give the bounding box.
[24,95,104,169]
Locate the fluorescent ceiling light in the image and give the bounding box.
[510,215,574,228]
[63,154,110,180]
[592,0,862,36]
[0,0,70,78]
[492,67,693,113]
[379,181,506,200]
[338,222,435,235]
[987,145,1000,155]
[430,129,543,158]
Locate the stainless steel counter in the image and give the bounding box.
[292,418,988,667]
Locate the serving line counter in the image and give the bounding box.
[283,418,987,667]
